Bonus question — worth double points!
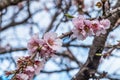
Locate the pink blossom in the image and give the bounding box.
[16,73,29,80]
[91,19,110,36]
[91,20,101,34]
[72,16,93,40]
[71,28,87,40]
[23,66,35,80]
[27,32,62,58]
[27,33,44,54]
[84,20,93,36]
[72,15,85,29]
[43,32,62,50]
[72,16,85,40]
[72,15,111,39]
[25,66,35,72]
[95,25,107,36]
[100,19,110,29]
[34,60,44,75]
[39,44,56,58]
[15,58,44,80]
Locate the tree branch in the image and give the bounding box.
[72,2,120,80]
[0,0,23,11]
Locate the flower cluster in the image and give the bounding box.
[6,56,44,80]
[6,32,62,80]
[72,15,110,40]
[27,32,62,58]
[6,15,111,80]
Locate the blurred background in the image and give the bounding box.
[0,0,120,80]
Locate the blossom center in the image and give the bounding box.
[92,24,98,29]
[84,25,89,32]
[48,39,54,46]
[78,29,82,32]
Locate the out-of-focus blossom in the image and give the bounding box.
[16,73,29,80]
[44,32,62,51]
[17,2,23,9]
[96,2,102,8]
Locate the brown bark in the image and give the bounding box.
[0,0,23,11]
[72,1,120,80]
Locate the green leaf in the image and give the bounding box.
[95,53,102,56]
[65,14,74,18]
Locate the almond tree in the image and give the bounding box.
[0,0,120,80]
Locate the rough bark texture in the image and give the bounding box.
[72,1,120,80]
[0,0,23,11]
